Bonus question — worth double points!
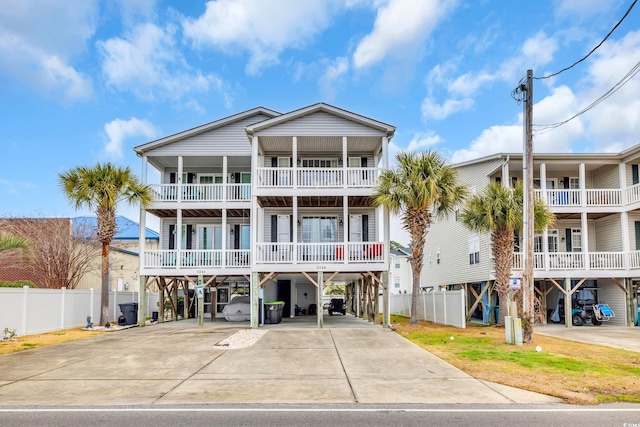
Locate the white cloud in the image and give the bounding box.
[0,0,96,100]
[182,0,336,75]
[319,57,349,101]
[421,96,473,120]
[353,0,457,69]
[99,23,225,101]
[406,132,442,151]
[103,118,158,159]
[554,0,618,21]
[451,125,522,163]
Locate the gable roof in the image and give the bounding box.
[134,107,281,154]
[244,102,396,137]
[73,216,159,241]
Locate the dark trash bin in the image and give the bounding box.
[264,301,284,324]
[151,311,159,322]
[118,302,138,326]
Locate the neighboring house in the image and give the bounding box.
[0,217,159,292]
[73,216,160,292]
[390,247,412,294]
[134,103,395,327]
[423,149,640,327]
[0,218,72,286]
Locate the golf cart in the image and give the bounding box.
[551,287,614,326]
[328,298,346,315]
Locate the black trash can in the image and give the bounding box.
[151,311,159,322]
[118,302,138,326]
[264,301,284,324]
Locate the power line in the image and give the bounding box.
[534,0,637,80]
[533,57,640,134]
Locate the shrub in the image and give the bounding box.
[0,280,37,288]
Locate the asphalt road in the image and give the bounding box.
[1,404,640,427]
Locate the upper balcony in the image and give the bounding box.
[509,250,640,277]
[150,183,251,203]
[255,167,381,189]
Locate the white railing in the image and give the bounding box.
[143,249,249,269]
[626,184,640,205]
[297,168,343,187]
[151,184,178,202]
[256,168,293,187]
[545,189,581,207]
[254,242,386,264]
[630,250,640,268]
[346,168,381,187]
[149,183,250,202]
[588,252,624,269]
[256,167,382,188]
[585,189,622,206]
[510,251,636,271]
[255,242,294,263]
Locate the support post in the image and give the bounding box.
[522,68,535,341]
[317,271,324,328]
[564,278,572,328]
[251,272,259,328]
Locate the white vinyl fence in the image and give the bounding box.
[0,287,159,337]
[389,290,466,328]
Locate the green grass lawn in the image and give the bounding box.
[392,315,640,404]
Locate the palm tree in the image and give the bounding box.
[59,163,153,326]
[374,151,468,325]
[461,181,555,331]
[0,232,29,253]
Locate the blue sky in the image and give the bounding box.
[2,0,640,240]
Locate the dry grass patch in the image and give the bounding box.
[392,315,640,405]
[0,328,104,356]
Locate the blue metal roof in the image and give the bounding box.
[73,216,160,241]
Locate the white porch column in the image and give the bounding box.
[621,211,630,269]
[178,156,183,202]
[619,163,628,205]
[223,156,228,202]
[342,136,348,187]
[251,136,259,266]
[176,208,183,268]
[502,160,510,187]
[539,163,547,203]
[343,194,348,264]
[293,196,298,263]
[292,136,298,189]
[382,136,389,169]
[579,163,586,207]
[222,208,227,267]
[581,211,589,270]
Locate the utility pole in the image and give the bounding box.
[522,69,535,341]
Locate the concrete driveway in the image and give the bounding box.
[0,319,560,406]
[537,324,640,352]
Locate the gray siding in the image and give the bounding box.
[261,208,376,242]
[592,164,619,188]
[423,158,502,287]
[146,114,273,157]
[255,111,385,137]
[598,279,627,326]
[594,215,622,252]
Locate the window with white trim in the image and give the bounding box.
[571,228,582,252]
[394,276,400,289]
[469,234,480,265]
[436,248,441,265]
